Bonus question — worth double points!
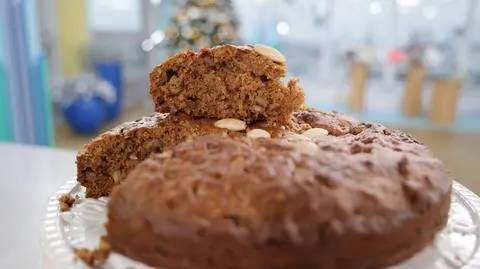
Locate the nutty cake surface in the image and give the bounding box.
[106,135,452,269]
[149,44,305,123]
[76,109,354,198]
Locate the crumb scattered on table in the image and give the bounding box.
[58,194,76,212]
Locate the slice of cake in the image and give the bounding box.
[76,113,223,198]
[106,135,452,269]
[76,109,357,198]
[149,44,305,123]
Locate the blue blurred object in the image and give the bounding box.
[60,74,115,135]
[94,61,124,120]
[63,96,106,135]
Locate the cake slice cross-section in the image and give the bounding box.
[149,44,305,124]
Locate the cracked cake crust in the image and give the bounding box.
[106,134,452,269]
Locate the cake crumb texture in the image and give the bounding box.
[149,45,305,123]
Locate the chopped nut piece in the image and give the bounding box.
[301,128,329,139]
[282,133,311,142]
[292,140,319,153]
[253,44,286,63]
[253,105,263,112]
[112,170,121,183]
[214,118,247,131]
[247,129,271,139]
[236,45,253,50]
[311,135,336,144]
[255,96,268,106]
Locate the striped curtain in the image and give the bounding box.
[0,0,54,146]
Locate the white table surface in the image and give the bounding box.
[0,143,76,269]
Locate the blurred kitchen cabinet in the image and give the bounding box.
[430,79,462,125]
[348,62,368,113]
[402,63,426,117]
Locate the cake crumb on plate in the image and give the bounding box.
[57,194,76,212]
[74,236,111,267]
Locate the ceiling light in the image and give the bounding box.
[150,30,165,44]
[276,21,290,36]
[141,40,154,52]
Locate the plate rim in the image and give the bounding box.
[451,182,480,268]
[39,179,82,269]
[39,179,480,269]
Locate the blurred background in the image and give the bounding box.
[0,0,479,191]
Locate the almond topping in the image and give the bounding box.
[214,118,247,131]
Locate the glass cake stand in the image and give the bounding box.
[39,179,480,269]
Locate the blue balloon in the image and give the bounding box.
[63,97,107,135]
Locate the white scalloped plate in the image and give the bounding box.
[39,180,480,269]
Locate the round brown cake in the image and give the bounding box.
[106,128,452,269]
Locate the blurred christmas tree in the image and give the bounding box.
[165,0,240,51]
